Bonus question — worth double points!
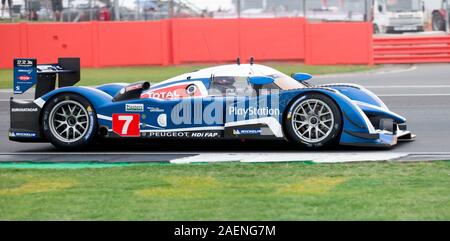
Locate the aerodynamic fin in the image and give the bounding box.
[13,58,80,99]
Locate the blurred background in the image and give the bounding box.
[0,0,448,34]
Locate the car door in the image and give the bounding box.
[206,70,278,139]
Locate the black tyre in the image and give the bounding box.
[373,24,380,34]
[284,93,342,148]
[432,12,445,31]
[42,93,97,149]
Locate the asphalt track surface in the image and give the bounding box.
[1,63,450,162]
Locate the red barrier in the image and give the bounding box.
[305,22,373,65]
[97,21,165,67]
[0,18,375,68]
[239,18,306,61]
[172,18,240,64]
[171,18,307,64]
[0,24,24,68]
[26,22,94,67]
[0,20,169,68]
[374,36,450,64]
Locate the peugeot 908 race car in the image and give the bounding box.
[9,57,415,149]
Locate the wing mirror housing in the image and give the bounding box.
[291,73,312,82]
[248,76,275,85]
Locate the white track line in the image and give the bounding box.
[0,99,31,102]
[170,152,450,164]
[1,152,449,155]
[366,85,450,88]
[2,91,450,102]
[314,65,417,78]
[0,152,199,155]
[378,93,450,97]
[170,153,411,164]
[1,94,449,101]
[1,152,449,164]
[373,65,418,75]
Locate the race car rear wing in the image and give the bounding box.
[14,58,80,99]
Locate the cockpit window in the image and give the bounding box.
[208,65,307,96]
[209,76,253,96]
[257,68,306,90]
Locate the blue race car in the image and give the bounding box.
[9,57,415,149]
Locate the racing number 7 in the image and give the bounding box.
[119,115,133,134]
[112,114,140,137]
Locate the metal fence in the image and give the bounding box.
[0,0,371,22]
[0,0,205,21]
[0,0,448,34]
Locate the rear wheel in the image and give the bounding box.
[284,94,342,148]
[42,93,97,149]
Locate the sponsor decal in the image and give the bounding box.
[186,84,197,96]
[146,90,181,99]
[16,59,34,66]
[9,131,38,138]
[141,82,204,99]
[233,128,262,136]
[189,132,220,138]
[14,58,37,94]
[17,69,33,74]
[11,108,38,112]
[228,107,280,116]
[18,75,31,81]
[167,93,280,125]
[85,108,94,141]
[125,103,144,112]
[157,114,167,127]
[125,84,143,92]
[145,131,220,138]
[112,114,140,137]
[148,107,164,112]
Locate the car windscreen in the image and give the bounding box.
[252,65,305,90]
[385,0,421,12]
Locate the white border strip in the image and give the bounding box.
[170,152,411,164]
[97,114,112,121]
[141,126,224,132]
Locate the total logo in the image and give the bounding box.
[145,90,180,99]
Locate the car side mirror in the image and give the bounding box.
[291,73,312,82]
[248,76,274,86]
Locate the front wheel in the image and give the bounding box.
[284,93,342,148]
[42,93,97,149]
